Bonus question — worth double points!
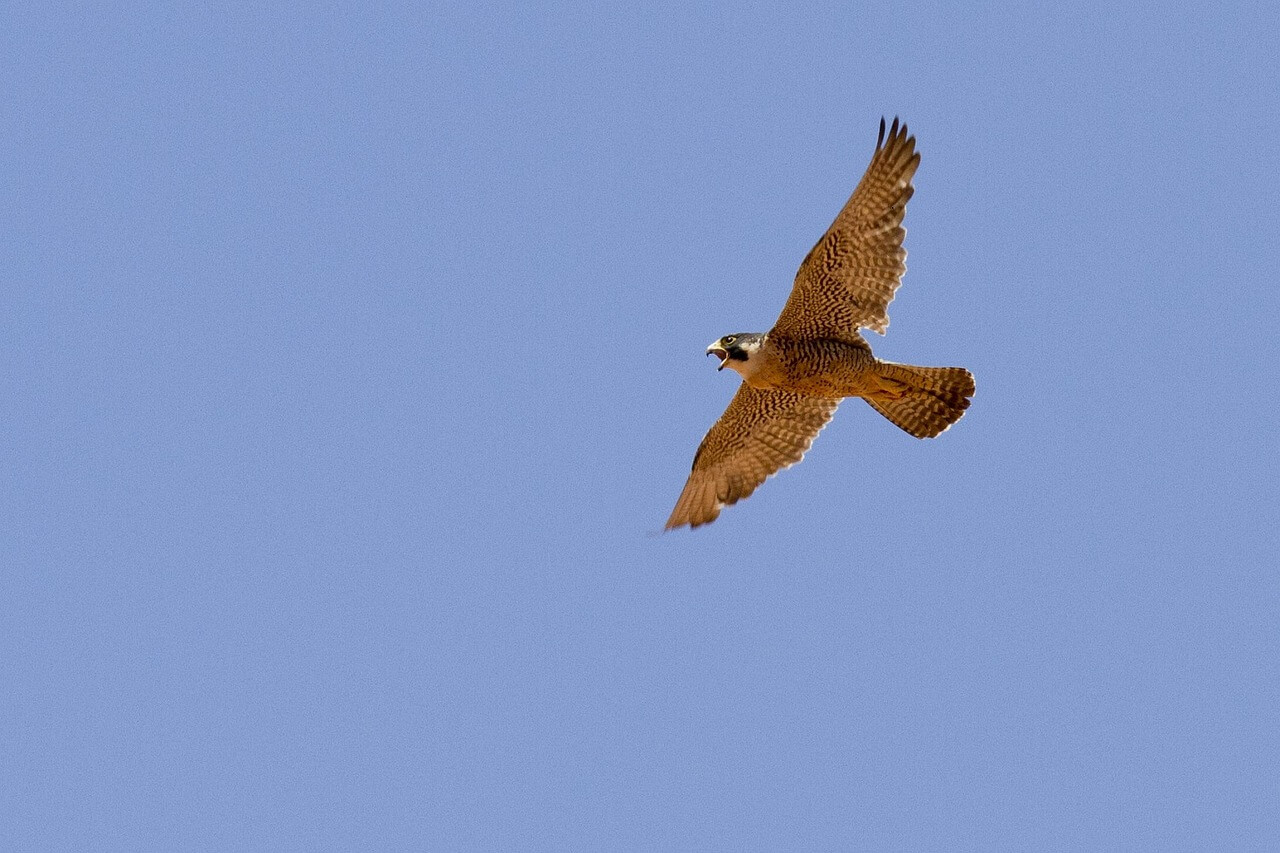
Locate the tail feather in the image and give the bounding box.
[865,362,975,438]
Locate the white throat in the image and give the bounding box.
[722,337,766,381]
[723,357,755,380]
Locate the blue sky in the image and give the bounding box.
[4,1,1279,849]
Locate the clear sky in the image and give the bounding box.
[4,1,1279,850]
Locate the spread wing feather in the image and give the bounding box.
[666,385,839,529]
[771,117,919,340]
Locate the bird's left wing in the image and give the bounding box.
[771,117,920,341]
[666,384,839,530]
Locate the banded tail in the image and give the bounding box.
[864,362,975,438]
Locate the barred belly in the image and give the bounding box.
[759,337,877,398]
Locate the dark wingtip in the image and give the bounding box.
[879,115,913,151]
[877,115,917,160]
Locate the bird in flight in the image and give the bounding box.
[666,118,975,530]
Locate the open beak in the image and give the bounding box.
[706,343,729,371]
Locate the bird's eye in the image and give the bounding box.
[724,336,736,345]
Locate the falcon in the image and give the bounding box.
[666,118,975,530]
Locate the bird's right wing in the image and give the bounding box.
[666,384,839,530]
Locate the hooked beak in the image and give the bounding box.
[706,343,729,370]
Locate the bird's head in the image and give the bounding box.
[706,333,766,376]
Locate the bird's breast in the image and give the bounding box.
[750,338,876,397]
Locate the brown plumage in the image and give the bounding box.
[774,116,920,340]
[665,118,975,530]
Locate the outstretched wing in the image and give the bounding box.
[771,117,920,340]
[666,384,839,530]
